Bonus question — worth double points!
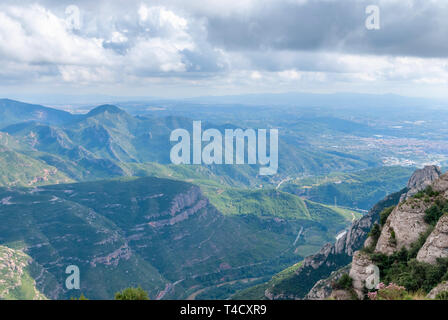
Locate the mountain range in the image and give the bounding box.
[0,98,422,300]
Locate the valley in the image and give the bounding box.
[0,98,447,300]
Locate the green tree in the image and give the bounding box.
[114,287,150,300]
[71,293,89,300]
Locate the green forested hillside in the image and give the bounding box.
[0,100,417,300]
[281,166,415,210]
[0,245,47,300]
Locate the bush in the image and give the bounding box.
[424,199,448,226]
[414,186,440,200]
[71,293,89,300]
[408,226,434,259]
[362,223,381,254]
[114,287,150,300]
[370,245,448,294]
[368,283,408,300]
[380,206,395,226]
[389,228,397,246]
[435,291,448,300]
[368,223,381,242]
[333,274,353,291]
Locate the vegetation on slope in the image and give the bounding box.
[0,245,47,300]
[231,262,303,300]
[281,166,414,210]
[362,186,448,298]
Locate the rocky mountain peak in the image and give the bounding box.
[305,166,445,300]
[407,165,442,189]
[86,105,125,117]
[346,168,448,299]
[400,165,442,202]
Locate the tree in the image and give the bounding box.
[71,293,89,300]
[114,287,150,300]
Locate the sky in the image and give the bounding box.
[0,0,447,100]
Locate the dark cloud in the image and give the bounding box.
[205,0,448,58]
[0,0,447,97]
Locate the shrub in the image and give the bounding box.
[369,223,381,242]
[414,186,440,199]
[424,199,448,226]
[435,291,448,300]
[408,226,434,259]
[380,206,395,226]
[389,228,397,246]
[368,283,408,300]
[71,293,89,300]
[370,245,448,294]
[114,287,150,300]
[333,274,353,291]
[362,223,381,253]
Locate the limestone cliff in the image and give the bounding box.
[344,168,448,300]
[375,199,431,255]
[400,166,442,202]
[293,188,405,299]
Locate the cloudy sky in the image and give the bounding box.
[0,0,447,99]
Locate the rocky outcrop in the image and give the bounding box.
[427,281,448,299]
[305,264,351,300]
[417,214,448,264]
[432,173,448,195]
[349,251,374,299]
[375,199,431,255]
[296,189,405,299]
[0,245,47,300]
[327,167,444,300]
[146,186,208,228]
[329,290,354,300]
[376,168,445,256]
[399,165,442,202]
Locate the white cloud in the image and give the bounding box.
[0,4,107,66]
[0,1,446,98]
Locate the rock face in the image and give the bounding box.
[376,169,445,256]
[329,290,353,300]
[400,165,442,202]
[427,281,448,299]
[349,251,374,299]
[297,189,405,299]
[417,214,448,264]
[432,173,448,195]
[0,245,48,300]
[328,167,444,300]
[305,264,351,300]
[375,199,431,255]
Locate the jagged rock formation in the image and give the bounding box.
[427,281,448,299]
[375,200,431,255]
[376,170,445,257]
[1,176,311,300]
[305,265,351,300]
[318,166,443,300]
[349,251,374,299]
[399,165,442,202]
[329,290,354,300]
[290,189,406,299]
[433,172,448,195]
[343,168,448,300]
[417,209,448,264]
[0,246,47,300]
